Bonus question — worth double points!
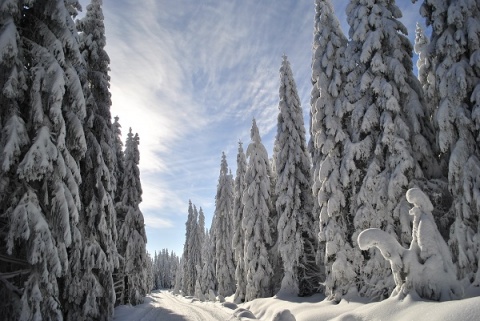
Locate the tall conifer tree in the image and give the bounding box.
[243,120,274,301]
[232,142,247,302]
[311,0,359,302]
[64,1,119,318]
[344,0,434,298]
[118,129,148,305]
[0,1,86,319]
[274,56,319,296]
[182,200,196,296]
[200,228,216,299]
[213,152,236,297]
[416,0,480,285]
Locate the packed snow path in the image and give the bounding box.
[114,290,233,321]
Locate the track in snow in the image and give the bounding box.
[114,290,234,321]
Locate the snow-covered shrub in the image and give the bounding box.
[358,188,462,301]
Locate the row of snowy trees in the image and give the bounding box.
[0,1,149,320]
[176,56,321,302]
[176,0,480,304]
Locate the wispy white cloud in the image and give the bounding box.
[144,215,174,229]
[97,1,316,249]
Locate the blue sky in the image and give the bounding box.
[78,0,423,256]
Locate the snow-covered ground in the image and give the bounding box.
[115,290,480,321]
[114,290,232,321]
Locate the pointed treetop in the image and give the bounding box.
[414,22,429,55]
[280,55,292,76]
[220,151,229,176]
[317,0,336,19]
[250,118,261,143]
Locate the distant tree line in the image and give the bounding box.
[152,249,179,290]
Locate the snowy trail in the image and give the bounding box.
[114,290,234,321]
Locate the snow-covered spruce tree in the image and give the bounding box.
[0,2,29,317]
[344,0,436,299]
[200,228,217,300]
[182,200,197,296]
[153,251,160,289]
[190,205,203,297]
[358,188,462,301]
[112,116,125,205]
[243,119,274,301]
[213,152,236,297]
[268,154,283,295]
[413,22,454,241]
[310,0,358,302]
[63,1,119,319]
[194,208,206,300]
[118,129,148,305]
[0,1,87,319]
[274,56,319,296]
[169,251,180,289]
[416,0,480,286]
[209,211,218,291]
[111,116,125,303]
[146,252,154,293]
[232,141,247,303]
[173,257,184,295]
[111,117,126,302]
[170,251,180,288]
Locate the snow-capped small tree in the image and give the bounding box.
[118,129,148,305]
[358,188,462,301]
[232,142,247,303]
[243,119,274,301]
[274,56,319,296]
[213,152,236,297]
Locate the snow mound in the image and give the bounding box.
[233,307,257,319]
[223,302,238,310]
[272,309,296,321]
